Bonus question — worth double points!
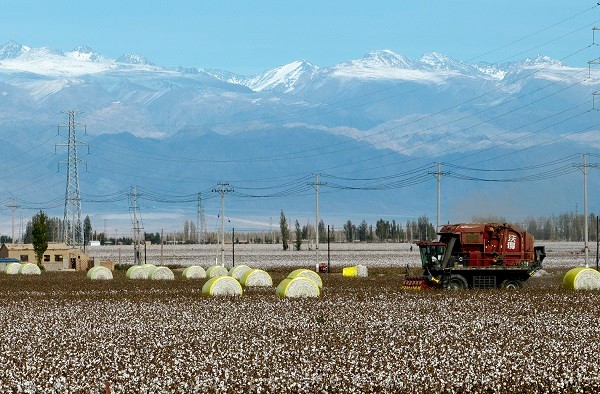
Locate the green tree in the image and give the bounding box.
[32,211,48,266]
[83,215,92,245]
[280,210,290,251]
[294,220,302,251]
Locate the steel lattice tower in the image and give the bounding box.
[56,111,87,247]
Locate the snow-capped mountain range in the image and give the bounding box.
[0,40,598,225]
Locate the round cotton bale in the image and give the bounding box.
[276,277,320,298]
[149,266,174,280]
[202,276,243,297]
[140,264,156,278]
[206,265,228,278]
[87,266,113,280]
[356,264,368,277]
[288,269,323,288]
[563,267,600,290]
[19,263,41,276]
[240,269,273,287]
[5,263,22,275]
[342,266,358,277]
[182,266,206,279]
[228,264,252,281]
[126,265,148,280]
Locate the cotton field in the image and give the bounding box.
[0,242,598,393]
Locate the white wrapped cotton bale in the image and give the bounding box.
[126,265,147,280]
[240,269,272,287]
[276,277,320,298]
[140,264,156,278]
[182,266,206,279]
[288,269,323,288]
[202,276,243,297]
[149,266,174,280]
[228,264,251,281]
[356,264,368,277]
[563,267,600,290]
[19,263,41,276]
[87,266,113,280]
[5,263,22,275]
[206,265,228,278]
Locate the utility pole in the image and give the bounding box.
[197,192,207,244]
[212,182,233,267]
[308,174,327,271]
[56,110,88,248]
[574,154,598,267]
[428,163,448,237]
[6,199,19,243]
[132,185,142,265]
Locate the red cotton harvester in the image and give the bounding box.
[402,222,545,290]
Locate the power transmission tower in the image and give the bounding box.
[6,199,20,243]
[212,182,233,266]
[56,111,88,248]
[574,154,599,267]
[308,174,327,271]
[197,192,207,244]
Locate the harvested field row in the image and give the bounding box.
[0,268,598,392]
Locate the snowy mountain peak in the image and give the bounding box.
[66,44,104,62]
[117,53,153,65]
[0,40,29,60]
[244,60,320,92]
[362,50,420,69]
[520,55,564,68]
[420,52,462,69]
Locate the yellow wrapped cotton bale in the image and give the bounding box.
[276,277,320,298]
[202,276,243,297]
[5,262,22,275]
[343,265,368,277]
[206,265,228,278]
[228,265,251,281]
[126,265,147,280]
[563,267,600,290]
[287,269,323,288]
[182,266,206,279]
[19,263,41,275]
[149,266,174,280]
[87,266,113,280]
[240,269,272,287]
[343,267,358,277]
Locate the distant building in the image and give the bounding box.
[88,240,101,247]
[0,243,92,271]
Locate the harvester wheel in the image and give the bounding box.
[444,274,468,290]
[500,279,523,290]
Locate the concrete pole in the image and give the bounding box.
[315,173,319,271]
[220,182,225,267]
[437,162,441,235]
[584,154,589,267]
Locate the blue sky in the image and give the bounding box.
[1,0,598,74]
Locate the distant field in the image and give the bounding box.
[87,240,595,269]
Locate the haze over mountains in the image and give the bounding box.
[0,41,598,232]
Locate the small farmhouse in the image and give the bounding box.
[0,243,92,271]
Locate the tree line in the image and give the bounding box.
[8,210,600,248]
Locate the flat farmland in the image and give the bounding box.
[86,240,593,269]
[0,242,597,393]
